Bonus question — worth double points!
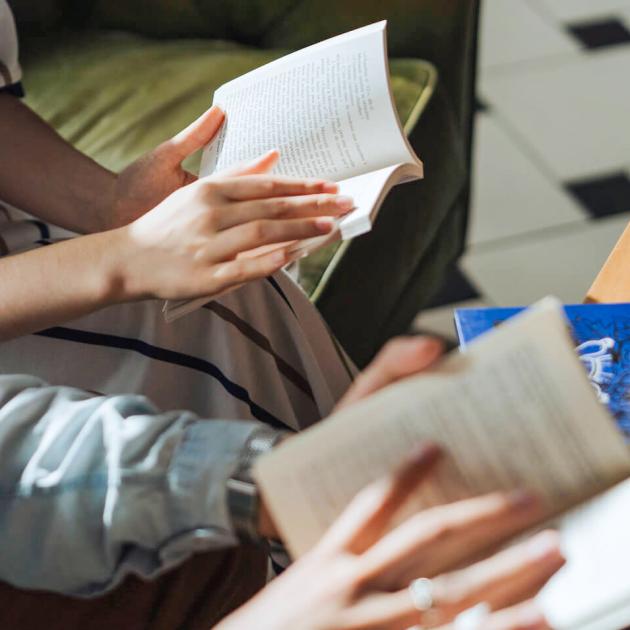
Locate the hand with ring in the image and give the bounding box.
[216,444,564,630]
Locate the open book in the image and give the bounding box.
[254,298,630,629]
[164,21,424,321]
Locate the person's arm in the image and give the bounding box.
[0,93,116,233]
[0,95,289,235]
[0,337,453,597]
[0,94,223,233]
[0,372,283,596]
[0,145,348,341]
[0,337,436,594]
[1,0,206,235]
[219,447,564,630]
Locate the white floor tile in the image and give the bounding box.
[481,46,630,181]
[530,0,630,23]
[469,114,586,246]
[461,214,630,306]
[412,299,491,342]
[480,0,580,70]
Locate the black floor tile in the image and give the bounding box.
[428,265,481,308]
[568,19,630,49]
[566,172,630,218]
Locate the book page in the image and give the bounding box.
[286,162,422,258]
[539,478,630,629]
[254,298,630,557]
[162,23,424,323]
[200,22,419,181]
[335,163,422,238]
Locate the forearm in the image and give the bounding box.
[0,229,127,341]
[0,93,115,233]
[0,373,276,596]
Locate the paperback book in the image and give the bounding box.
[165,20,425,321]
[254,298,630,629]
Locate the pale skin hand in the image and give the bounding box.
[110,106,244,230]
[0,110,352,341]
[116,151,350,301]
[222,445,564,630]
[0,156,349,340]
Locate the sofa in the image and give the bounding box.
[11,0,480,366]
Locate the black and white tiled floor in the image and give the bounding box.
[414,0,630,342]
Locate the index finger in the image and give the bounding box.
[361,491,545,588]
[483,600,550,630]
[212,175,338,200]
[318,443,442,555]
[425,531,564,625]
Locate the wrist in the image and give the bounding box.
[228,428,289,542]
[94,226,144,305]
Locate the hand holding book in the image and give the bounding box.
[220,442,563,630]
[116,141,353,303]
[164,21,425,321]
[254,298,630,629]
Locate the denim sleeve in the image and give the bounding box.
[0,374,266,597]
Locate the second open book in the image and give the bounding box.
[164,21,424,321]
[255,298,630,630]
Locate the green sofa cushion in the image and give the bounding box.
[20,31,436,295]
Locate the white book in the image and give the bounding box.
[164,21,425,321]
[254,297,630,629]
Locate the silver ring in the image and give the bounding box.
[409,577,434,612]
[453,602,492,630]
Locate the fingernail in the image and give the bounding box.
[515,607,548,630]
[272,250,287,266]
[508,490,539,510]
[336,196,354,210]
[408,442,442,465]
[287,249,309,263]
[415,336,444,355]
[322,182,339,193]
[453,603,491,628]
[528,531,562,560]
[315,218,334,233]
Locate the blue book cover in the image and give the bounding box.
[454,303,630,439]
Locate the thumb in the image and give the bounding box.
[220,149,280,177]
[336,336,444,410]
[157,105,225,164]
